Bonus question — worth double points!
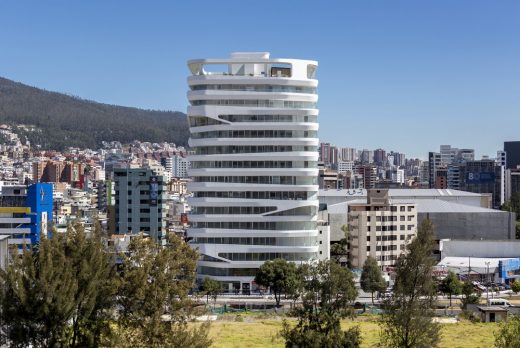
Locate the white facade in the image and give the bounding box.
[337,160,354,174]
[186,52,320,291]
[168,155,191,178]
[393,168,405,184]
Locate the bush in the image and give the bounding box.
[459,310,481,323]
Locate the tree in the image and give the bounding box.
[495,315,520,347]
[202,277,222,306]
[460,280,480,309]
[116,234,211,348]
[330,225,349,265]
[360,256,386,304]
[0,222,116,348]
[64,222,117,347]
[379,219,440,348]
[254,258,299,307]
[439,270,462,308]
[281,261,361,348]
[512,282,520,294]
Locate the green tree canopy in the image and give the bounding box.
[0,222,116,348]
[254,258,299,307]
[202,277,223,305]
[512,282,520,294]
[360,256,386,304]
[379,219,440,348]
[116,234,211,348]
[281,261,361,348]
[460,280,480,309]
[439,270,462,308]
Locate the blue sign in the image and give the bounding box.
[150,176,158,206]
[466,172,495,183]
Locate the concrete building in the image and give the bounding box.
[374,148,386,166]
[393,168,405,185]
[165,155,191,178]
[447,164,462,190]
[360,149,374,164]
[96,180,114,213]
[319,168,340,189]
[435,167,448,189]
[419,162,429,186]
[348,189,417,270]
[428,152,442,188]
[337,161,354,174]
[340,147,357,162]
[113,168,167,244]
[462,160,503,208]
[186,52,321,292]
[429,146,475,188]
[505,168,520,201]
[356,165,376,189]
[320,189,516,246]
[504,141,520,169]
[320,142,331,167]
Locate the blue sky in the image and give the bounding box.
[1,1,519,159]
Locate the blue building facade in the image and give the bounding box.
[26,183,53,244]
[0,183,53,249]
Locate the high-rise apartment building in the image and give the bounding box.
[504,141,520,169]
[113,168,167,243]
[428,152,442,188]
[428,146,474,188]
[360,149,374,164]
[320,142,331,166]
[447,164,462,190]
[462,160,503,209]
[186,52,321,293]
[374,149,386,166]
[340,147,357,162]
[165,155,191,178]
[329,146,339,168]
[356,165,377,189]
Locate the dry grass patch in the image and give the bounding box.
[208,317,498,348]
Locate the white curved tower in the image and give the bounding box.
[186,52,319,293]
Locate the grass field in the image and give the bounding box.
[209,316,498,348]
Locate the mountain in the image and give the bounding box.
[0,77,188,150]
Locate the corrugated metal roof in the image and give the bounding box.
[319,188,483,197]
[326,198,500,214]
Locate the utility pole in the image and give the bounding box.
[485,261,490,304]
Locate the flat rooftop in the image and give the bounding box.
[319,188,484,197]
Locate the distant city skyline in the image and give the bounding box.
[1,1,519,158]
[317,142,501,162]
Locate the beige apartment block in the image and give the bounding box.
[348,189,417,270]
